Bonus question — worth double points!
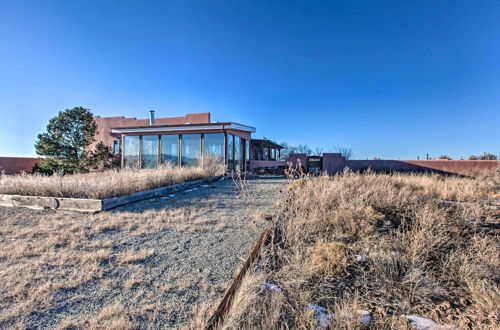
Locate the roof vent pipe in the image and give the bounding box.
[149,110,155,126]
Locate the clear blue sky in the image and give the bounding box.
[0,1,498,159]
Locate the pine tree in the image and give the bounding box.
[34,107,112,174]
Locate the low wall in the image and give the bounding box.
[0,157,39,175]
[343,160,499,176]
[286,153,307,171]
[249,160,287,170]
[322,153,347,173]
[286,153,498,176]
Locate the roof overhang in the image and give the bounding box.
[111,122,256,134]
[251,139,284,149]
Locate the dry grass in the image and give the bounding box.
[309,241,353,276]
[0,160,224,199]
[0,204,212,328]
[0,176,284,329]
[118,248,155,264]
[223,170,499,329]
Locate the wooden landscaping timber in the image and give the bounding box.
[56,198,103,212]
[0,175,223,212]
[0,194,102,212]
[102,189,156,210]
[11,195,54,209]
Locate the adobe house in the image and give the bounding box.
[94,111,258,171]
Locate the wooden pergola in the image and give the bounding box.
[250,139,284,161]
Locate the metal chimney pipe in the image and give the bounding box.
[149,110,155,126]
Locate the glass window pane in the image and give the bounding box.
[161,134,179,165]
[227,134,234,171]
[181,134,201,165]
[234,136,241,171]
[113,139,121,154]
[141,135,158,169]
[204,133,224,158]
[203,133,224,161]
[123,135,140,168]
[245,140,250,162]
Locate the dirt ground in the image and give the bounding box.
[0,176,287,329]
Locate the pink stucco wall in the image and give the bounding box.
[249,160,287,170]
[93,112,211,148]
[343,159,499,176]
[287,153,499,176]
[0,157,39,175]
[322,153,346,173]
[286,153,307,171]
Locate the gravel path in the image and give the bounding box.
[111,176,287,327]
[0,176,287,329]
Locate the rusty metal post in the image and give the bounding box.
[205,228,271,329]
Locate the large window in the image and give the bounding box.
[234,136,242,171]
[203,133,224,161]
[227,134,234,171]
[161,134,179,165]
[123,135,140,168]
[141,135,158,169]
[181,134,201,165]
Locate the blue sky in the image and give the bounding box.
[0,0,498,159]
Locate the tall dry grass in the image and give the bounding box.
[0,160,224,199]
[222,170,499,329]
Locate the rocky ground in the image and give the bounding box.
[0,176,287,329]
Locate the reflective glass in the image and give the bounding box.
[181,134,201,165]
[161,134,179,165]
[203,133,224,161]
[123,135,140,168]
[142,135,158,169]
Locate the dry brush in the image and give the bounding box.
[0,160,224,199]
[222,169,500,329]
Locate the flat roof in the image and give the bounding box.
[111,122,256,134]
[251,139,284,149]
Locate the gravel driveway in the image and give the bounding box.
[0,176,287,329]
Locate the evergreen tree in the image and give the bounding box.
[34,107,112,174]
